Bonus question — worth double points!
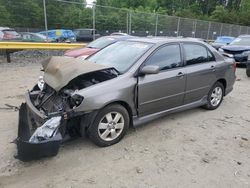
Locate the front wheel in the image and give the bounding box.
[203,82,224,110]
[88,104,130,147]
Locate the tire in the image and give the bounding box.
[88,104,130,147]
[203,82,224,110]
[246,67,250,77]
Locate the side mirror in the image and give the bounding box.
[140,65,160,75]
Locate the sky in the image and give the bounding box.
[86,0,95,5]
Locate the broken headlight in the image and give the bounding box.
[71,94,84,107]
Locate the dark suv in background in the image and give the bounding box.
[73,29,101,42]
[219,35,250,65]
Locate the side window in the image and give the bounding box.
[207,50,215,61]
[145,44,182,70]
[184,44,214,65]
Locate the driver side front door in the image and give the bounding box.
[137,44,186,116]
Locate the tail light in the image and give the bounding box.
[3,33,12,39]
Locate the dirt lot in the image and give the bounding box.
[0,59,250,188]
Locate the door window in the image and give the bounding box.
[183,44,215,65]
[145,44,182,70]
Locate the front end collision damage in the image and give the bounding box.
[16,56,118,161]
[16,103,63,161]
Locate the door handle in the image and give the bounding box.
[176,72,185,78]
[210,65,216,71]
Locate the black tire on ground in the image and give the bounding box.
[87,104,130,147]
[246,67,250,77]
[203,82,224,110]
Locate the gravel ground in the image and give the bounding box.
[0,58,249,188]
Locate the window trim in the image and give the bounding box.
[140,42,184,73]
[181,42,216,67]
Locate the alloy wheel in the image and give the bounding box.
[98,112,125,141]
[210,86,223,107]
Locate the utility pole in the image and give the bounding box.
[43,0,48,41]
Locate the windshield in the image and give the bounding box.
[230,37,250,46]
[88,37,116,49]
[88,41,153,73]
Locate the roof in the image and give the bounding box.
[238,35,250,38]
[100,35,134,41]
[127,37,206,44]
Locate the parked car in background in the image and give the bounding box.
[0,27,22,41]
[219,35,250,65]
[73,29,100,42]
[64,35,134,59]
[20,32,50,42]
[39,29,76,42]
[16,38,236,161]
[211,36,235,50]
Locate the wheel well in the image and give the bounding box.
[217,79,227,94]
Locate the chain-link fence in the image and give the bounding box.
[2,0,250,41]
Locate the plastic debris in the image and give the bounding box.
[29,116,62,143]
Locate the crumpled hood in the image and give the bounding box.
[41,56,111,91]
[221,45,250,52]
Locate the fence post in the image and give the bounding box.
[207,21,211,40]
[43,0,48,41]
[92,4,96,40]
[176,17,180,37]
[155,14,158,36]
[129,10,132,35]
[193,20,197,38]
[126,11,129,34]
[239,26,242,35]
[229,25,232,36]
[219,23,223,36]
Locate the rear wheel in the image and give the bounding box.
[88,104,129,147]
[246,66,250,77]
[204,82,224,110]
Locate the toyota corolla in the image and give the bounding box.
[16,38,236,161]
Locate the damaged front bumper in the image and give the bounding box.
[16,103,63,161]
[16,92,64,161]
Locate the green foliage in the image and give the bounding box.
[0,0,249,32]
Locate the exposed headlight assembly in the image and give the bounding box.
[71,94,84,107]
[37,76,45,91]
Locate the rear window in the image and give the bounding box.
[87,37,116,49]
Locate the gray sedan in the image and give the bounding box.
[17,38,236,161]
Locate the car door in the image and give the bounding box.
[182,43,217,104]
[138,44,186,116]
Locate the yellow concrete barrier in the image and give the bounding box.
[0,42,85,50]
